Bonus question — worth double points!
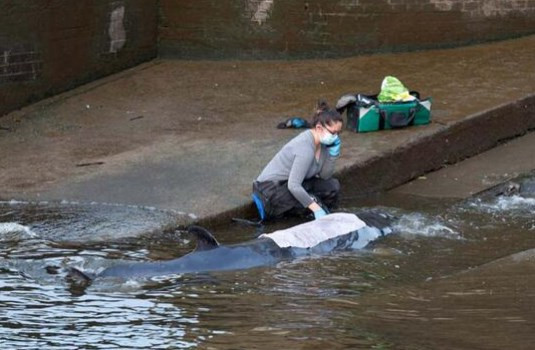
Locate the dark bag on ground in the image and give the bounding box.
[336,92,432,133]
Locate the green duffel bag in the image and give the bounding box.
[339,93,432,133]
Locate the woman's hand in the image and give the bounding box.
[327,136,341,157]
[309,201,328,219]
[313,208,327,219]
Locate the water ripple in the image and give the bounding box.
[0,270,199,349]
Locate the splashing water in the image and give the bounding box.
[393,212,461,239]
[469,195,535,216]
[0,222,37,241]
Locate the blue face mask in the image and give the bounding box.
[320,129,337,145]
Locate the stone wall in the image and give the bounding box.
[3,1,535,116]
[159,0,535,59]
[0,0,157,116]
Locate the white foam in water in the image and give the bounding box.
[0,199,29,205]
[0,222,37,241]
[393,213,460,239]
[472,195,535,214]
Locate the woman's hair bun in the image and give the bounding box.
[316,99,329,115]
[311,98,343,127]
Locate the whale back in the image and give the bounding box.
[259,212,394,251]
[259,213,365,249]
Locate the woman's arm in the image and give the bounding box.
[319,154,337,179]
[287,153,315,208]
[319,136,340,179]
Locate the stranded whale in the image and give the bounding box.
[67,212,395,284]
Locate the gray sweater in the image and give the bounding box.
[256,130,337,208]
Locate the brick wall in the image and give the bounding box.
[159,0,535,59]
[0,44,43,84]
[0,0,158,116]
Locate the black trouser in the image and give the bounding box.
[252,177,340,220]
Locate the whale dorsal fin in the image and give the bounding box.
[187,225,220,251]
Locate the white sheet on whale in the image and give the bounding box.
[260,213,366,248]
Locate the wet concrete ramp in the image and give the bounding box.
[0,35,535,225]
[393,131,535,199]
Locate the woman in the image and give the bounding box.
[252,101,343,221]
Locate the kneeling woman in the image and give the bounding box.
[253,102,343,221]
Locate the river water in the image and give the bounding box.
[1,184,535,349]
